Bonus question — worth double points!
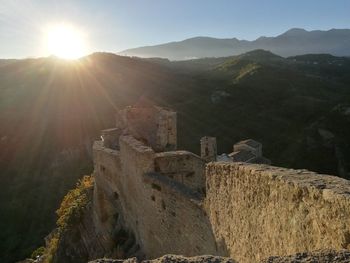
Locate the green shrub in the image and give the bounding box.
[31,246,45,259]
[43,175,94,262]
[56,175,94,231]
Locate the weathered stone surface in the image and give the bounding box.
[201,137,217,162]
[89,255,236,263]
[92,135,218,260]
[90,258,138,263]
[147,255,236,263]
[261,249,350,262]
[154,151,205,193]
[101,128,123,149]
[89,251,350,263]
[205,162,350,263]
[115,104,177,152]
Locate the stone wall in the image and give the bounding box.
[93,136,218,260]
[205,162,350,263]
[93,138,350,263]
[140,171,217,258]
[200,137,217,162]
[93,141,139,258]
[101,128,123,149]
[116,106,177,152]
[156,108,177,151]
[154,151,205,193]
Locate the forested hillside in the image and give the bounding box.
[1,50,350,262]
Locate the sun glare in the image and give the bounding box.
[45,23,88,59]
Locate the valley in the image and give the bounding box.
[1,50,350,262]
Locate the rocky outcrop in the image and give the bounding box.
[42,176,117,263]
[89,251,350,263]
[262,250,350,263]
[52,201,108,263]
[89,255,236,263]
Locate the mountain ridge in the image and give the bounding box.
[119,28,350,60]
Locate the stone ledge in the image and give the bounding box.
[207,162,350,200]
[155,151,202,160]
[120,135,155,154]
[93,140,120,156]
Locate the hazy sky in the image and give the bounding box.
[1,0,350,58]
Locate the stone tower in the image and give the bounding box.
[200,136,217,162]
[115,102,177,152]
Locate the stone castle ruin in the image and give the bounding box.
[89,103,350,263]
[216,139,270,164]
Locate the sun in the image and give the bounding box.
[45,23,88,59]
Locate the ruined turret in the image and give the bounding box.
[115,100,177,152]
[101,128,122,149]
[200,136,217,162]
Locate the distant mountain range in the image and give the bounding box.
[119,28,350,60]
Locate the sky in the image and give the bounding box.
[0,0,350,58]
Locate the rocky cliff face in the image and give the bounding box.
[42,176,114,263]
[52,201,106,263]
